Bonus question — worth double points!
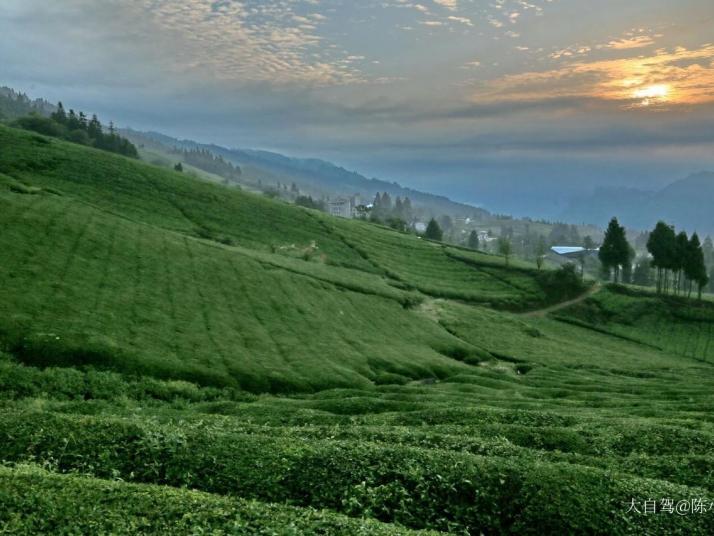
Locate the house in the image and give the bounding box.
[328,195,362,219]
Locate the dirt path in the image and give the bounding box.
[521,283,601,318]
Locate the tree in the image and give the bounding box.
[647,221,676,294]
[598,217,631,284]
[51,101,67,124]
[424,218,443,241]
[684,233,708,300]
[535,236,547,270]
[632,257,652,287]
[621,245,636,284]
[394,197,404,220]
[402,197,413,221]
[78,111,88,130]
[87,114,102,139]
[583,235,596,250]
[673,231,689,295]
[386,217,408,233]
[174,162,183,172]
[497,237,513,266]
[703,236,714,265]
[467,230,479,250]
[67,109,80,131]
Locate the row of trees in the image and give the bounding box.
[371,192,414,223]
[50,103,138,157]
[12,102,138,158]
[598,217,709,299]
[0,87,54,121]
[647,222,709,298]
[172,147,242,182]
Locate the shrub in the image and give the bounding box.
[0,412,711,535]
[0,465,423,535]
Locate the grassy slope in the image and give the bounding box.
[554,285,714,364]
[1,124,714,534]
[0,124,578,392]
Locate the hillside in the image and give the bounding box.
[562,171,714,235]
[1,123,714,534]
[124,129,490,219]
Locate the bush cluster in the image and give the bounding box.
[0,412,710,535]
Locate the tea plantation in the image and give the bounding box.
[1,124,713,534]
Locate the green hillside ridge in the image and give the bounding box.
[0,124,584,392]
[2,122,714,534]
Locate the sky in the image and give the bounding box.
[2,0,714,217]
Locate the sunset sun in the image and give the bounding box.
[633,84,670,105]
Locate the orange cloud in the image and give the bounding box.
[471,44,714,108]
[605,35,655,50]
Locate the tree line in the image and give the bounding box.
[646,221,709,298]
[12,102,138,158]
[0,87,54,121]
[598,217,709,299]
[172,147,242,183]
[371,192,414,223]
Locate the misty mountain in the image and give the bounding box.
[562,171,714,235]
[124,129,489,220]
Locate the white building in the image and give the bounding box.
[328,195,362,219]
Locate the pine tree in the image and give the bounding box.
[87,114,102,139]
[535,236,547,270]
[467,230,479,250]
[78,111,88,130]
[684,233,708,300]
[632,258,652,287]
[647,221,677,294]
[674,231,689,295]
[497,237,512,266]
[402,197,413,221]
[424,218,443,241]
[599,217,630,284]
[394,197,404,220]
[67,109,80,130]
[51,102,67,124]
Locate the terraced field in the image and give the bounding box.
[1,123,713,534]
[556,285,714,364]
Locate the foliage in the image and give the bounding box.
[174,146,242,182]
[1,124,714,535]
[12,103,138,158]
[598,217,631,283]
[497,236,513,266]
[467,230,479,250]
[295,194,326,211]
[647,221,708,298]
[423,218,443,241]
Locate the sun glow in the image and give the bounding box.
[633,84,670,100]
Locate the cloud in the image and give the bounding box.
[461,60,481,68]
[433,0,458,10]
[472,44,714,107]
[137,0,363,87]
[447,15,473,26]
[605,35,656,50]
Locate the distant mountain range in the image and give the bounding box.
[561,171,714,235]
[123,129,490,220]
